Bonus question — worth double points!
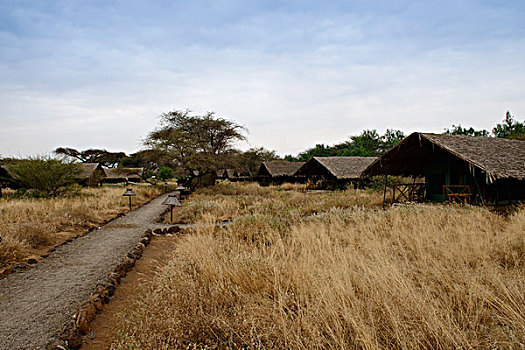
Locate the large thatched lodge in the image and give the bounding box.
[364,132,525,204]
[295,156,377,190]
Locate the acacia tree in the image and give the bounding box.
[144,110,246,177]
[54,148,126,168]
[7,157,82,197]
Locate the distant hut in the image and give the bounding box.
[216,169,226,180]
[234,168,252,182]
[295,156,377,190]
[257,161,305,185]
[103,168,144,184]
[79,163,106,186]
[224,169,238,181]
[363,132,525,204]
[0,165,14,183]
[0,165,14,196]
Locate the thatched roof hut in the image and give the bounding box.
[258,161,305,178]
[257,161,305,185]
[225,169,237,179]
[295,157,377,180]
[103,167,144,183]
[216,169,226,179]
[0,165,14,182]
[78,163,106,186]
[363,132,525,203]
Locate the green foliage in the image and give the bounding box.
[120,149,173,171]
[288,129,405,161]
[145,169,155,179]
[381,129,407,152]
[444,125,489,137]
[235,147,279,177]
[7,157,82,197]
[444,111,525,140]
[157,166,174,181]
[296,143,338,162]
[492,111,525,139]
[144,110,246,176]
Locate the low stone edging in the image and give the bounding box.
[0,190,165,279]
[46,225,182,350]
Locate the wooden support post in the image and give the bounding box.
[382,166,389,210]
[473,176,485,207]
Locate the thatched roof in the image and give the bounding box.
[364,132,525,181]
[225,169,237,179]
[0,165,14,181]
[258,161,305,177]
[104,167,144,179]
[79,163,103,179]
[295,157,377,180]
[216,169,226,178]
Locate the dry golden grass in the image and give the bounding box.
[0,184,161,269]
[114,183,525,350]
[165,181,383,223]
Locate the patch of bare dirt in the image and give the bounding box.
[81,234,180,349]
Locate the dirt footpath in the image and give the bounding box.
[0,193,173,350]
[82,234,180,349]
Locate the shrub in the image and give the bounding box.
[7,157,82,197]
[157,166,174,181]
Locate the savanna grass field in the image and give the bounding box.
[0,184,161,269]
[113,182,524,349]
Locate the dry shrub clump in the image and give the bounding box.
[0,185,160,268]
[114,183,525,349]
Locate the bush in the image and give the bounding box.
[7,157,82,197]
[157,166,174,181]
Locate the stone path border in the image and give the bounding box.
[0,192,175,350]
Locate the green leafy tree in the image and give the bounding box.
[347,129,382,156]
[235,147,279,176]
[7,157,82,197]
[380,129,406,153]
[296,144,338,162]
[283,154,299,162]
[144,110,246,179]
[157,166,174,181]
[492,111,525,139]
[289,129,406,161]
[444,125,489,137]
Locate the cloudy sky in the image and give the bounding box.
[1,0,525,157]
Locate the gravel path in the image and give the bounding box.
[0,193,173,350]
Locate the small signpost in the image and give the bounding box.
[122,188,137,210]
[162,194,182,223]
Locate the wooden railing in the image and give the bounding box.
[443,185,473,204]
[392,183,426,203]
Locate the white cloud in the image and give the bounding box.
[1,1,525,157]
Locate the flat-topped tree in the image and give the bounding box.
[144,110,246,183]
[54,148,126,168]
